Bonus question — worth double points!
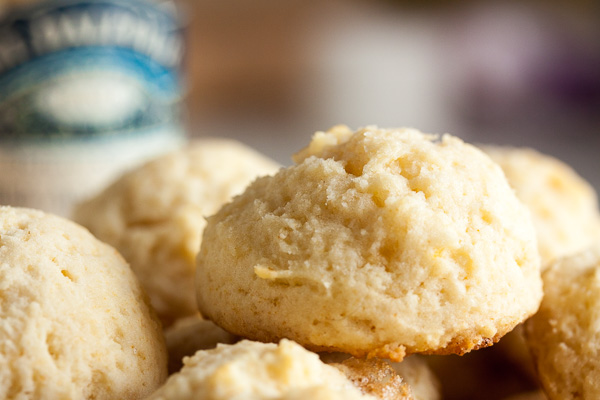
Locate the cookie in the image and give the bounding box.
[196,126,542,361]
[74,139,280,326]
[524,243,600,399]
[147,339,376,400]
[482,145,600,266]
[0,206,167,399]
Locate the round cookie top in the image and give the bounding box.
[0,206,167,399]
[482,145,600,266]
[147,340,376,400]
[74,139,280,326]
[524,242,600,400]
[196,126,542,360]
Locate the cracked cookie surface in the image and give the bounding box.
[196,126,542,360]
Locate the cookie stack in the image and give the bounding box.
[146,126,544,399]
[3,126,599,399]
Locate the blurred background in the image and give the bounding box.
[186,0,600,189]
[0,0,598,214]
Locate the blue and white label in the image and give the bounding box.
[0,0,184,141]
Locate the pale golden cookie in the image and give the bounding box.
[197,126,542,361]
[482,145,600,266]
[524,243,600,400]
[147,340,376,400]
[74,139,280,326]
[0,206,167,399]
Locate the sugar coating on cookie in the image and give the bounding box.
[482,145,600,266]
[196,126,542,360]
[74,139,280,326]
[524,243,600,400]
[0,206,167,399]
[147,340,375,400]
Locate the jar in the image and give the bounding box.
[0,0,185,216]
